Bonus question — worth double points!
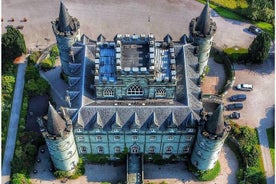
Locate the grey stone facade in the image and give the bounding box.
[42,1,229,173]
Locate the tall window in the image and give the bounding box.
[80,146,87,154]
[114,135,120,141]
[132,135,138,141]
[183,146,190,153]
[97,146,104,154]
[166,146,172,154]
[96,136,102,142]
[155,88,166,97]
[149,146,155,154]
[127,84,144,96]
[103,88,115,97]
[114,146,121,154]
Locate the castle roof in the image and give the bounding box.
[57,1,73,32]
[47,103,66,136]
[205,104,225,135]
[195,1,211,36]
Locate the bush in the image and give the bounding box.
[86,154,109,164]
[11,173,31,184]
[223,47,248,63]
[28,51,41,65]
[50,45,59,58]
[40,58,53,70]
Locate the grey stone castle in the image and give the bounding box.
[38,0,230,178]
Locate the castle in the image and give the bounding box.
[37,0,230,180]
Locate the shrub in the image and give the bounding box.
[50,45,59,58]
[223,47,248,63]
[28,51,41,65]
[40,58,53,70]
[86,154,109,164]
[11,173,31,184]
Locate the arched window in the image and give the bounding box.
[149,146,155,154]
[97,146,104,154]
[166,146,172,154]
[114,146,121,153]
[80,146,87,154]
[127,84,144,96]
[155,88,166,97]
[103,88,114,97]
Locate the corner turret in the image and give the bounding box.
[190,104,230,171]
[189,0,216,75]
[37,103,79,174]
[52,1,80,76]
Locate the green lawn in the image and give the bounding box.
[266,127,275,170]
[255,22,275,39]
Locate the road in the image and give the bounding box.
[2,62,27,184]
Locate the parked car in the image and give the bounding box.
[236,84,253,91]
[229,94,246,102]
[248,25,263,35]
[226,103,243,110]
[229,112,240,119]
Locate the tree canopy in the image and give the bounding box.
[2,26,26,61]
[248,32,271,64]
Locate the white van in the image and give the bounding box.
[236,84,253,91]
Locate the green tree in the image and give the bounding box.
[50,45,59,58]
[2,26,26,62]
[40,58,53,70]
[248,32,271,64]
[11,173,31,184]
[2,75,16,94]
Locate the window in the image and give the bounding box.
[197,150,202,156]
[150,135,156,141]
[149,146,155,154]
[76,128,83,133]
[97,146,104,154]
[113,129,119,133]
[183,146,190,153]
[114,135,120,141]
[127,84,144,96]
[166,146,172,154]
[150,128,156,133]
[185,135,193,141]
[168,135,174,141]
[155,88,166,97]
[67,151,72,156]
[132,135,138,141]
[187,128,194,133]
[80,146,87,154]
[114,146,121,153]
[77,136,84,141]
[132,129,138,133]
[103,88,115,97]
[96,136,102,142]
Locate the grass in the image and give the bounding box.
[197,161,221,181]
[266,127,275,170]
[224,47,248,62]
[197,0,246,21]
[210,0,248,9]
[255,22,275,39]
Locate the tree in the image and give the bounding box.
[2,26,26,61]
[248,32,271,64]
[11,173,31,184]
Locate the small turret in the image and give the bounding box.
[190,104,230,171]
[189,0,216,75]
[47,103,66,137]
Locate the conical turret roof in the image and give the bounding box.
[47,103,66,137]
[195,1,211,35]
[58,1,73,32]
[205,104,225,135]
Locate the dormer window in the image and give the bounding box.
[132,129,138,133]
[150,128,156,133]
[155,88,166,98]
[127,84,144,96]
[103,88,115,97]
[113,129,120,133]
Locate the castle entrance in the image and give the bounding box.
[130,144,140,154]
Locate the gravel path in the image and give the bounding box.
[30,145,238,184]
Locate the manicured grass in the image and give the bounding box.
[266,127,275,170]
[255,22,274,39]
[197,161,221,181]
[224,47,248,62]
[197,0,246,21]
[210,0,248,9]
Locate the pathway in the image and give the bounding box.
[2,62,27,184]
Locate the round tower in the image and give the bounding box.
[190,104,230,171]
[189,0,216,75]
[37,104,79,174]
[52,1,80,76]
